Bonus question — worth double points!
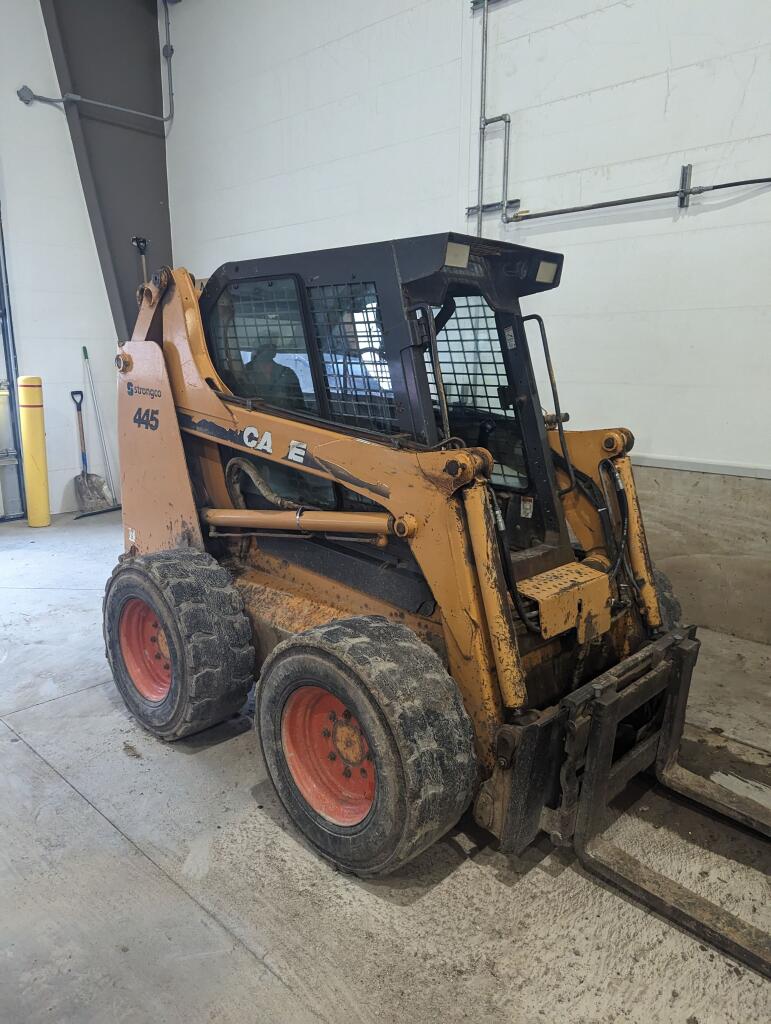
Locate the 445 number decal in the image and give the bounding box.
[133,407,159,431]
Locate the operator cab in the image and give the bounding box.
[199,232,572,573]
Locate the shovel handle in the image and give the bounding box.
[71,391,88,472]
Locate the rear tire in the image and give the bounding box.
[104,549,255,740]
[257,616,478,877]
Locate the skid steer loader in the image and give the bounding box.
[104,232,770,975]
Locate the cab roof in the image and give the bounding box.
[199,231,564,320]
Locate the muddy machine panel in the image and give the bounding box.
[116,338,202,555]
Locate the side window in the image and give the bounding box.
[207,277,319,414]
[307,282,399,435]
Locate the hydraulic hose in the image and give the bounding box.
[552,449,633,586]
[599,458,629,578]
[489,490,541,634]
[225,456,319,512]
[552,451,618,561]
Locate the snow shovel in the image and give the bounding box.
[70,390,115,516]
[82,346,119,508]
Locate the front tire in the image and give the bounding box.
[256,616,478,876]
[103,549,255,740]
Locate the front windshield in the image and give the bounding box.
[425,294,528,489]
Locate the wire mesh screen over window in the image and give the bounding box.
[425,294,528,488]
[207,277,318,413]
[307,282,399,434]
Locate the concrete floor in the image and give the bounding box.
[1,513,769,1024]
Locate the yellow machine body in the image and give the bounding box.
[117,266,661,767]
[106,234,771,977]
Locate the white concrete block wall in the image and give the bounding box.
[480,0,771,474]
[164,0,771,474]
[0,0,119,515]
[164,0,468,268]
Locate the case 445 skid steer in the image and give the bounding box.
[105,232,770,975]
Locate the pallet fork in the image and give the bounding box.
[497,630,771,976]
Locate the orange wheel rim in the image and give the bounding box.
[281,685,376,826]
[118,598,172,702]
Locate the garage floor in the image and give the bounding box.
[1,513,769,1023]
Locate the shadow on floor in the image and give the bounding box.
[106,676,770,913]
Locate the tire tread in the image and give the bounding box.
[260,615,477,875]
[104,548,254,740]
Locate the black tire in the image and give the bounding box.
[257,616,478,877]
[653,567,682,631]
[104,548,255,740]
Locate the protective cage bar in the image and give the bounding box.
[573,634,771,978]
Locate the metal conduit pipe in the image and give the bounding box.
[507,174,771,222]
[474,0,518,234]
[484,113,519,225]
[17,0,176,127]
[469,5,770,228]
[475,0,490,236]
[468,164,771,224]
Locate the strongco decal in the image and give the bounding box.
[127,381,162,400]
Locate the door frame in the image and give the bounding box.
[0,206,26,522]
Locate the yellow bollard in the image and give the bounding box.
[17,375,51,527]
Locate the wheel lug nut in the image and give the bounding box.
[150,636,157,643]
[154,653,161,660]
[328,711,336,722]
[342,767,351,778]
[163,663,170,671]
[365,751,373,762]
[321,728,331,738]
[360,768,367,777]
[328,752,336,761]
[343,709,351,720]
